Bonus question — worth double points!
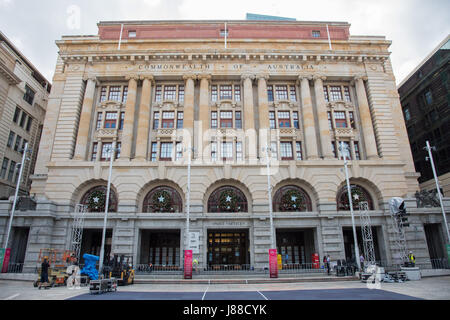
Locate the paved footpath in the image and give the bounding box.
[1,276,449,300]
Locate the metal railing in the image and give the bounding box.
[6,263,24,273]
[135,264,183,274]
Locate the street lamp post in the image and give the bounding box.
[339,141,361,271]
[184,145,193,253]
[3,143,30,249]
[424,141,450,243]
[264,146,275,249]
[98,142,116,275]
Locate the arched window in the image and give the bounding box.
[337,184,374,211]
[80,186,118,212]
[273,185,312,212]
[143,186,183,213]
[207,186,248,213]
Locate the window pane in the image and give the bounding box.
[289,86,297,102]
[211,85,218,102]
[323,86,329,102]
[122,86,128,103]
[234,85,241,102]
[153,112,159,129]
[101,143,112,160]
[7,131,15,148]
[267,85,274,102]
[108,86,121,101]
[155,85,162,102]
[1,158,9,179]
[160,142,173,160]
[293,112,299,129]
[280,142,293,160]
[236,142,243,161]
[219,85,232,100]
[91,143,98,161]
[275,85,288,100]
[330,86,343,101]
[343,86,351,102]
[334,111,347,128]
[178,85,184,103]
[296,142,302,160]
[164,85,177,100]
[13,107,20,123]
[235,111,242,129]
[221,142,233,159]
[151,142,158,161]
[104,112,117,129]
[100,86,107,102]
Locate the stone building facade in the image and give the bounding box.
[1,20,449,272]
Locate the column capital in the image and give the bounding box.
[241,74,255,82]
[125,74,139,81]
[312,74,327,82]
[139,74,154,82]
[297,75,313,85]
[183,73,197,81]
[197,73,211,81]
[256,74,270,81]
[353,74,368,82]
[82,74,99,84]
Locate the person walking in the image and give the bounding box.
[360,254,365,271]
[326,255,331,275]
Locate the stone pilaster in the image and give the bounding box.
[354,76,379,159]
[298,76,319,160]
[183,74,196,156]
[242,74,257,161]
[119,75,138,161]
[73,76,98,160]
[134,75,154,161]
[257,74,270,159]
[313,75,334,159]
[198,74,211,161]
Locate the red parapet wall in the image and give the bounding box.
[98,22,350,41]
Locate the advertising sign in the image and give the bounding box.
[312,253,320,269]
[188,232,200,254]
[184,250,193,279]
[277,254,282,270]
[1,248,11,273]
[269,249,278,278]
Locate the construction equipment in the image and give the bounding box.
[33,248,76,288]
[103,254,135,286]
[70,204,87,264]
[389,197,409,266]
[89,278,117,294]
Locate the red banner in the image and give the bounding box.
[312,253,320,269]
[269,249,278,278]
[184,250,193,279]
[1,248,11,273]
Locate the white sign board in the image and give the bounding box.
[188,232,200,254]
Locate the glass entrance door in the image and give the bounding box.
[207,230,249,266]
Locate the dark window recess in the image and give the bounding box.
[23,85,35,105]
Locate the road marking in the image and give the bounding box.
[4,293,20,300]
[202,286,209,301]
[257,291,269,300]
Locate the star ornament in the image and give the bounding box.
[93,197,99,203]
[291,196,297,202]
[158,196,165,203]
[353,194,359,200]
[226,196,232,203]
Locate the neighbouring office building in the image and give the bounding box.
[1,20,449,273]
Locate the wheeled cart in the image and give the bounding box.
[89,278,117,294]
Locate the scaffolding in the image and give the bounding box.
[70,204,87,263]
[389,198,408,266]
[359,201,376,270]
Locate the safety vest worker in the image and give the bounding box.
[408,251,415,264]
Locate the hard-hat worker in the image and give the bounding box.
[408,251,416,267]
[41,258,50,284]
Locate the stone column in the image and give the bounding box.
[134,75,154,161]
[298,76,319,160]
[242,74,257,161]
[198,74,211,161]
[73,76,97,160]
[119,75,138,161]
[257,74,270,159]
[313,75,334,159]
[183,74,196,156]
[354,76,379,159]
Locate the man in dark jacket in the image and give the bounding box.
[41,258,50,284]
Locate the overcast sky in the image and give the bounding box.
[0,0,449,85]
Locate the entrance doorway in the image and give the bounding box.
[276,229,316,265]
[80,229,112,264]
[140,230,180,266]
[424,223,446,268]
[9,227,29,272]
[207,230,249,266]
[342,226,383,264]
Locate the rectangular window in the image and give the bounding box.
[289,86,297,102]
[211,141,217,161]
[354,141,361,160]
[330,86,343,101]
[328,111,333,130]
[211,85,218,102]
[280,142,293,160]
[128,30,136,38]
[425,90,433,105]
[269,111,276,129]
[7,161,16,182]
[349,111,356,129]
[312,30,321,38]
[178,85,184,103]
[267,85,274,102]
[153,112,160,130]
[1,158,9,179]
[108,86,121,101]
[122,86,128,103]
[13,107,21,123]
[116,142,121,159]
[26,116,32,132]
[162,111,175,128]
[175,142,183,160]
[119,112,125,130]
[334,111,347,128]
[339,141,352,160]
[275,85,288,100]
[220,111,233,128]
[7,131,15,148]
[151,142,158,162]
[235,111,242,129]
[101,142,113,161]
[271,142,278,159]
[14,135,22,152]
[160,142,173,161]
[104,112,118,129]
[343,86,351,102]
[211,111,218,129]
[221,142,233,160]
[96,113,103,130]
[19,112,27,128]
[234,85,241,102]
[100,86,107,102]
[278,111,291,128]
[23,85,35,105]
[296,142,303,160]
[293,111,299,129]
[323,86,329,102]
[177,112,183,129]
[219,85,232,100]
[91,143,98,161]
[155,85,162,102]
[164,85,177,101]
[236,141,243,161]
